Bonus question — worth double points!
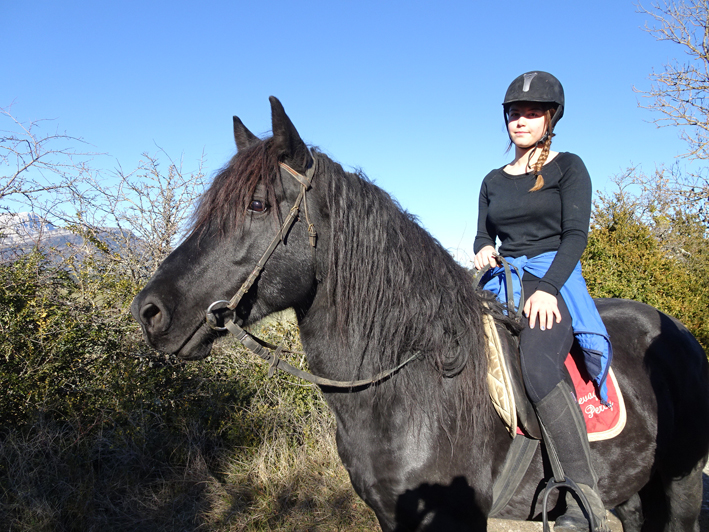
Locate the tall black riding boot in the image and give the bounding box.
[533,381,609,532]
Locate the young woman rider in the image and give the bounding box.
[473,71,611,532]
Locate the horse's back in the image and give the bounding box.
[597,298,709,477]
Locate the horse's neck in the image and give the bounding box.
[296,298,367,379]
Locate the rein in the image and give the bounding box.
[205,153,422,389]
[472,255,525,319]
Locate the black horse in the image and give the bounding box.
[131,97,709,531]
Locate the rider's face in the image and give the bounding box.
[506,103,548,149]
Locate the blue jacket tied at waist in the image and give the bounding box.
[480,252,613,405]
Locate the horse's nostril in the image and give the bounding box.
[140,302,163,331]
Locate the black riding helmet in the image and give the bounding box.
[502,71,565,131]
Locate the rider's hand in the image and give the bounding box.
[474,245,497,271]
[523,290,562,330]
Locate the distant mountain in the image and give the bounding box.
[0,212,130,260]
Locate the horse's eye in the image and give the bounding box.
[248,199,267,213]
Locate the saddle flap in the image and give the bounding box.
[484,313,542,438]
[484,313,517,437]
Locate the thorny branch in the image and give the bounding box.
[0,105,95,211]
[636,0,709,224]
[65,147,207,280]
[636,0,709,160]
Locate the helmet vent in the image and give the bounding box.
[522,72,537,92]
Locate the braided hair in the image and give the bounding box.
[528,107,556,192]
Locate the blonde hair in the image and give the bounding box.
[528,108,556,192]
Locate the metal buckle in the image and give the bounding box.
[206,300,231,331]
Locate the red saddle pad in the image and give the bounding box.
[564,354,626,441]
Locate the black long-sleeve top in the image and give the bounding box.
[473,152,592,295]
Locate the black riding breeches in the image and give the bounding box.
[519,272,575,404]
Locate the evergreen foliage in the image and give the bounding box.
[582,170,709,350]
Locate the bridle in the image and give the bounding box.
[205,152,421,389]
[207,157,318,322]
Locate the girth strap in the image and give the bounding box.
[489,436,539,517]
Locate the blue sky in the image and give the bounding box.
[2,0,692,264]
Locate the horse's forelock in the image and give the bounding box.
[189,138,282,238]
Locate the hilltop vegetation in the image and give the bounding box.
[0,246,378,530]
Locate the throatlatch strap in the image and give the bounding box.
[208,155,423,390]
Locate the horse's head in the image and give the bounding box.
[131,97,325,359]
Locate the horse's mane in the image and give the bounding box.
[191,138,515,432]
[314,152,514,428]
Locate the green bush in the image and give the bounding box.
[583,189,709,351]
[0,245,368,530]
[0,248,295,430]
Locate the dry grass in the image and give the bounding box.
[203,416,378,531]
[0,401,379,532]
[0,412,213,531]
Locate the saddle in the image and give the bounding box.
[484,312,538,438]
[475,256,626,442]
[484,312,626,522]
[477,259,625,525]
[484,313,626,441]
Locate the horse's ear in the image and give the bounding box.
[269,96,312,171]
[233,116,259,152]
